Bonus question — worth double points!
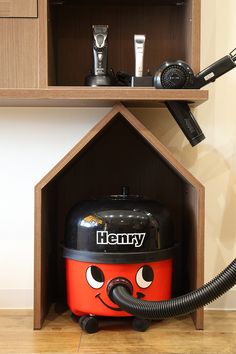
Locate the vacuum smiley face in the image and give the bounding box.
[83,263,159,313]
[86,264,155,311]
[65,258,172,317]
[86,265,122,311]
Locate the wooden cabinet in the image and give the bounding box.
[0,0,208,107]
[0,0,207,332]
[0,0,37,18]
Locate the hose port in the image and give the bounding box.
[107,277,133,304]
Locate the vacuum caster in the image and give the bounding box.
[79,315,99,334]
[132,317,151,332]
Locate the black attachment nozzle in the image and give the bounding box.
[194,48,236,89]
[165,101,205,146]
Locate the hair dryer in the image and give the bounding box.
[154,49,236,146]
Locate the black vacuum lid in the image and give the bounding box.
[63,188,175,264]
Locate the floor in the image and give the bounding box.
[0,310,235,354]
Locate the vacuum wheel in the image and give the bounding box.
[79,315,99,334]
[132,317,151,332]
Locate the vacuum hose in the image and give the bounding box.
[110,258,236,320]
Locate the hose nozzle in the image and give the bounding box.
[107,277,133,303]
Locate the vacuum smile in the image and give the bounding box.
[95,292,145,311]
[95,293,122,311]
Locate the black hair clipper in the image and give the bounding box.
[85,25,115,86]
[93,25,108,76]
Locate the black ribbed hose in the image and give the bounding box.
[111,258,236,319]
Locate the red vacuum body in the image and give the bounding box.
[63,188,175,332]
[65,259,172,317]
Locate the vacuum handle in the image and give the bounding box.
[165,101,205,147]
[194,48,236,89]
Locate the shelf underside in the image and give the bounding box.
[0,88,208,107]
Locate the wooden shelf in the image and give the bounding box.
[0,88,208,107]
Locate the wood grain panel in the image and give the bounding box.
[34,183,58,330]
[1,310,236,353]
[38,0,48,87]
[184,0,201,73]
[0,18,38,88]
[34,187,42,330]
[2,310,236,353]
[0,0,37,18]
[184,183,205,329]
[0,87,209,106]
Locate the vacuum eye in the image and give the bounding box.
[86,266,105,289]
[136,265,154,289]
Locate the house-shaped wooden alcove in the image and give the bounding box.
[34,104,204,330]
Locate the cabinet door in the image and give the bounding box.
[0,0,37,18]
[0,19,38,88]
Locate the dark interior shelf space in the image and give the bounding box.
[48,0,195,86]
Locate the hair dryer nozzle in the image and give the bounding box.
[165,101,205,146]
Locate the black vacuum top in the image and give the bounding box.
[64,188,175,263]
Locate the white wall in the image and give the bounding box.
[0,108,109,307]
[0,0,235,309]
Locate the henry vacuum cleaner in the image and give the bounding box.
[64,187,175,333]
[63,187,236,333]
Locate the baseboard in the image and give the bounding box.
[0,289,33,309]
[206,289,236,310]
[0,288,235,310]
